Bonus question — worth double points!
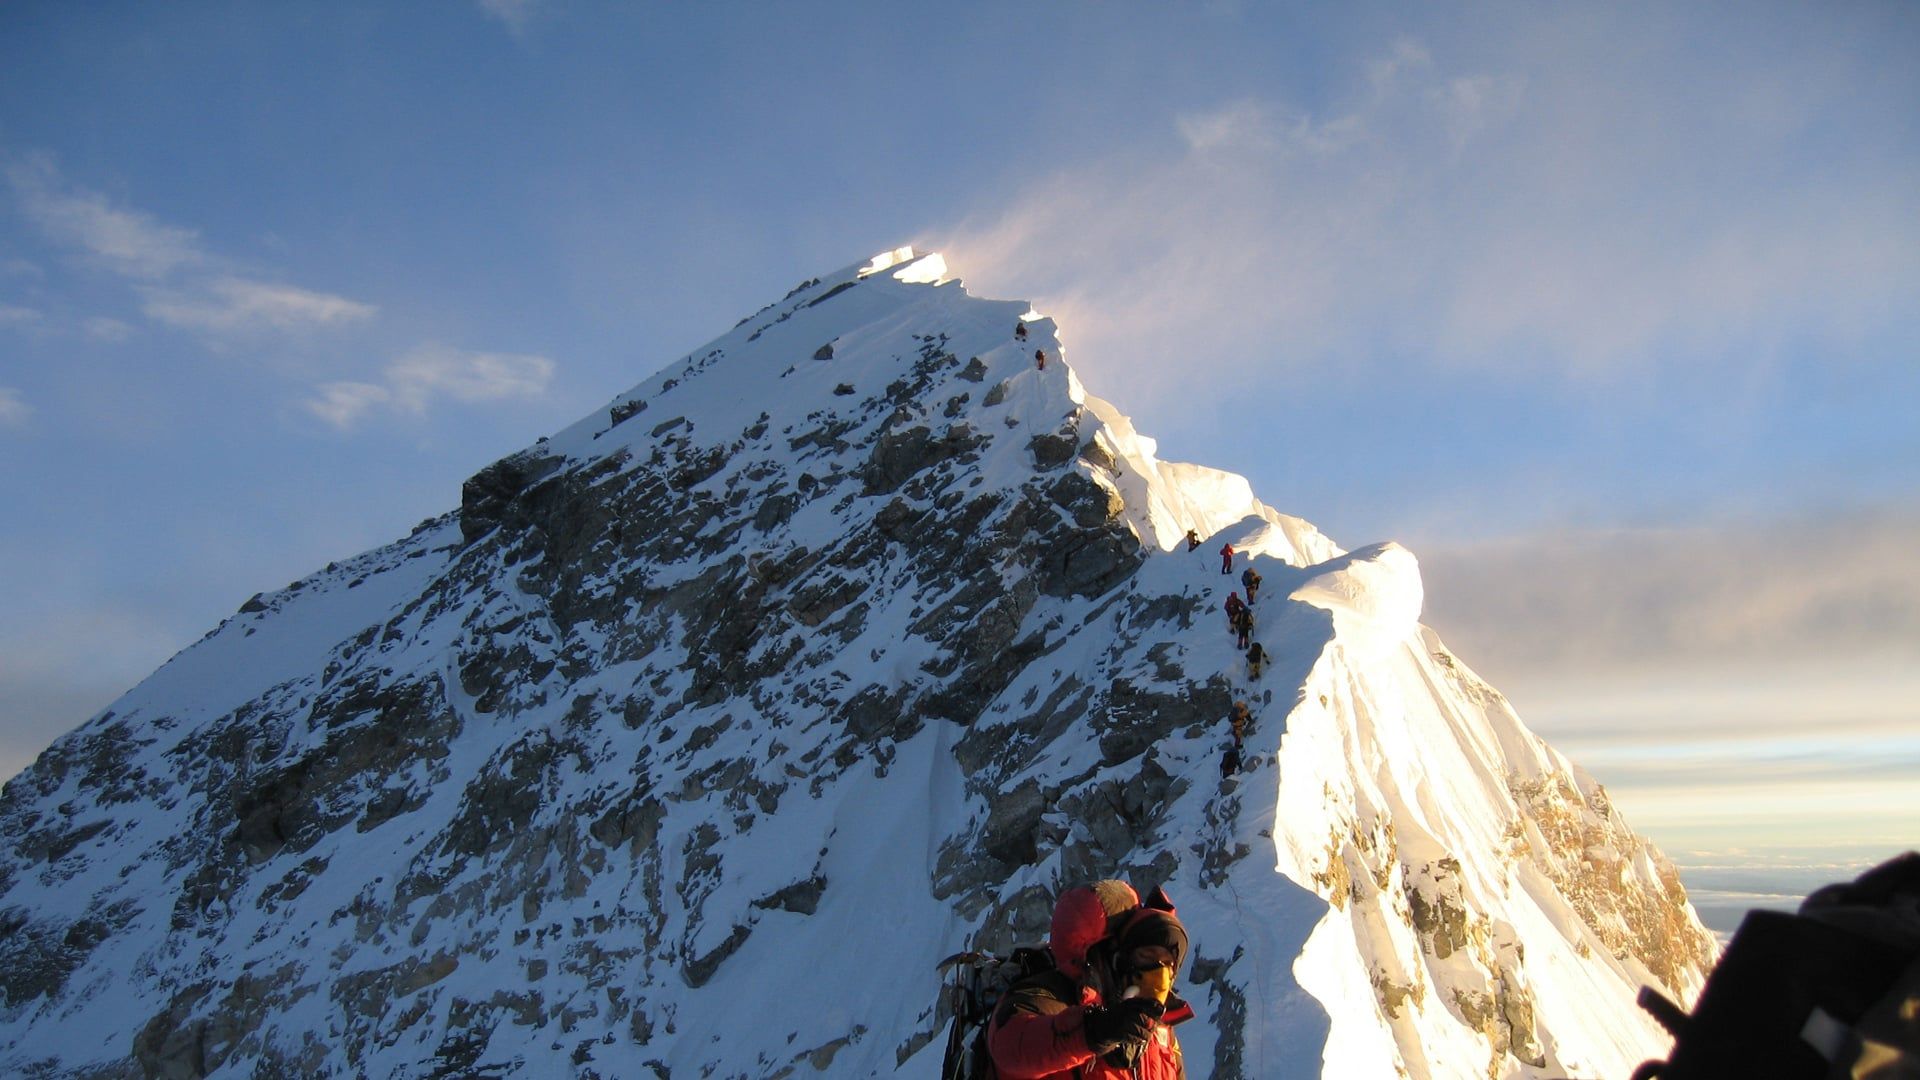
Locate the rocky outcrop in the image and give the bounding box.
[1511,773,1716,993]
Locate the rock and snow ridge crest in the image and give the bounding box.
[0,248,1713,1079]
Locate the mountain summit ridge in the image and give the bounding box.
[0,248,1712,1078]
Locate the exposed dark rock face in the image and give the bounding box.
[610,398,647,427]
[459,449,567,545]
[863,424,987,495]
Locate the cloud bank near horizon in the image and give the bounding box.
[1420,512,1920,677]
[1419,511,1920,857]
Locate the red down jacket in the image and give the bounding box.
[986,882,1195,1080]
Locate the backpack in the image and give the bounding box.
[937,946,1057,1080]
[1632,851,1920,1079]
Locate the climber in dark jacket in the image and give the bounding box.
[1016,322,1029,341]
[1246,640,1268,680]
[1035,348,1047,370]
[988,881,1194,1079]
[1241,566,1262,605]
[1232,606,1254,650]
[1185,529,1200,552]
[1223,591,1246,632]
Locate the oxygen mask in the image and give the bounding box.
[1130,961,1173,1004]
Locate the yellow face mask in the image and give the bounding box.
[1133,962,1173,1004]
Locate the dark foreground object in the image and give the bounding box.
[1634,851,1920,1079]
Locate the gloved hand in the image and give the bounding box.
[1082,996,1164,1051]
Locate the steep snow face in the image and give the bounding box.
[1292,541,1424,656]
[0,249,1712,1079]
[1078,391,1340,566]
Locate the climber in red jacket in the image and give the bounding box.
[1219,541,1234,575]
[988,881,1194,1079]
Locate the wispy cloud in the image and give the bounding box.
[0,303,42,327]
[307,344,555,429]
[305,381,392,429]
[0,151,531,434]
[0,387,32,428]
[4,151,374,342]
[142,277,375,335]
[478,0,539,35]
[1430,72,1526,154]
[82,316,135,342]
[939,28,1919,390]
[1365,37,1433,96]
[386,345,554,408]
[7,154,204,280]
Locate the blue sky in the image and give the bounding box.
[2,2,1916,913]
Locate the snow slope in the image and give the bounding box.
[0,248,1713,1079]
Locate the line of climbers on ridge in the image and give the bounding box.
[1013,321,1048,369]
[1186,530,1268,780]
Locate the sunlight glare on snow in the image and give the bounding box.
[857,245,920,277]
[891,251,949,284]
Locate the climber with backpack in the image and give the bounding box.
[1245,640,1268,680]
[1223,591,1246,633]
[1232,606,1254,650]
[1240,566,1262,605]
[1015,322,1029,342]
[1219,541,1234,575]
[980,880,1193,1079]
[938,944,1054,1079]
[1035,349,1047,370]
[1185,529,1200,552]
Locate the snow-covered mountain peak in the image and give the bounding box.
[0,249,1713,1079]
